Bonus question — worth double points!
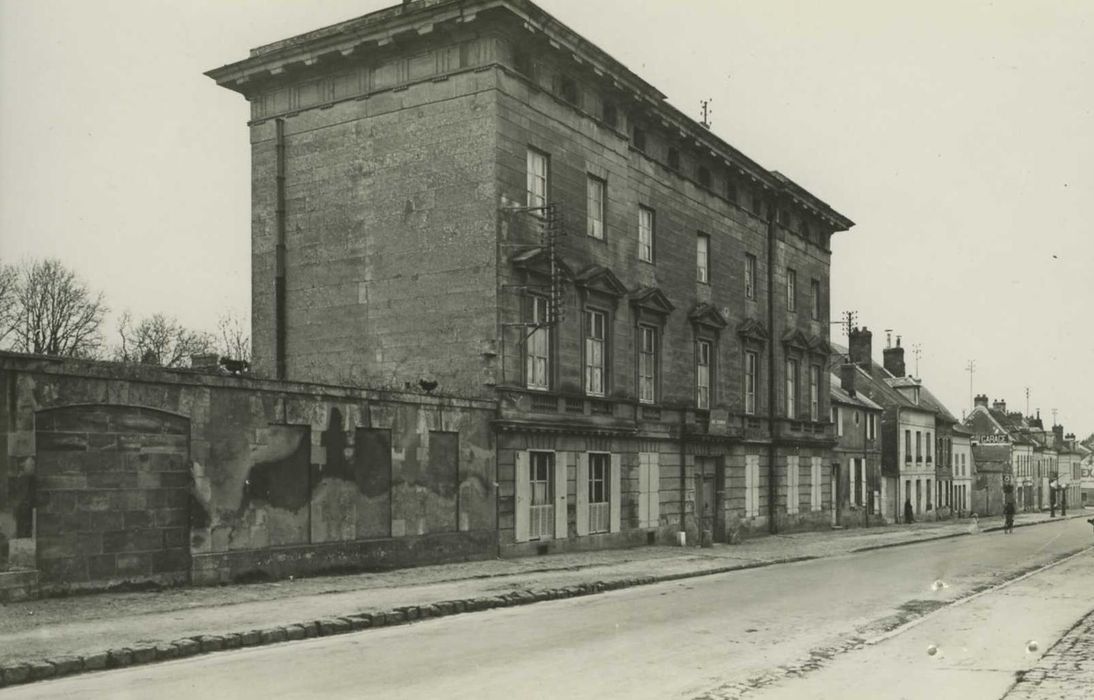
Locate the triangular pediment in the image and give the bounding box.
[781,328,811,351]
[629,286,675,316]
[736,318,769,343]
[688,303,727,331]
[807,335,831,356]
[574,265,628,298]
[509,247,574,281]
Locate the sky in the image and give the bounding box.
[1,0,1091,433]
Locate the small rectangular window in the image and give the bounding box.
[786,268,797,312]
[811,279,821,320]
[726,179,738,205]
[745,254,757,299]
[698,166,711,188]
[586,176,605,240]
[696,340,711,409]
[638,206,654,262]
[916,431,922,462]
[744,351,757,415]
[809,365,820,421]
[584,309,606,397]
[557,75,578,105]
[667,147,680,170]
[638,325,658,404]
[697,233,710,284]
[633,127,646,151]
[602,102,618,128]
[526,148,548,211]
[905,430,912,463]
[750,190,762,216]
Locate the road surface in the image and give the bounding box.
[6,518,1093,700]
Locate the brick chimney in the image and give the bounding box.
[992,399,1007,413]
[882,336,905,377]
[974,394,989,408]
[848,326,872,370]
[1053,424,1064,445]
[840,363,857,397]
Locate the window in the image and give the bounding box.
[726,180,738,205]
[698,166,711,188]
[867,414,877,440]
[745,454,760,518]
[526,148,548,211]
[854,411,861,425]
[833,406,843,437]
[926,432,933,463]
[586,176,605,239]
[787,455,800,514]
[633,126,647,151]
[785,358,799,419]
[638,206,654,262]
[513,50,533,77]
[526,296,550,390]
[809,365,820,421]
[916,431,922,463]
[529,451,554,540]
[810,279,821,320]
[588,453,610,533]
[745,254,757,299]
[584,309,606,396]
[849,458,857,506]
[601,102,618,128]
[905,430,912,463]
[744,352,757,415]
[749,190,762,216]
[696,340,711,409]
[667,147,680,170]
[697,233,710,283]
[638,325,658,404]
[786,269,797,312]
[557,75,578,105]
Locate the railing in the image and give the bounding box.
[531,394,558,412]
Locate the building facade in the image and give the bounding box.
[951,424,973,516]
[207,0,854,551]
[830,366,884,526]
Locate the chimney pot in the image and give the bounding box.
[840,363,857,397]
[883,344,906,377]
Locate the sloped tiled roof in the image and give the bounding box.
[829,373,883,411]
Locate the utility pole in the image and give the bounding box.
[912,343,922,378]
[965,360,975,411]
[1051,408,1058,426]
[699,99,713,129]
[1025,387,1030,416]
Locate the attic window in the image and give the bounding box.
[513,51,533,77]
[602,102,618,128]
[698,166,711,188]
[633,127,647,151]
[557,75,578,105]
[726,179,737,205]
[667,147,680,171]
[750,190,762,216]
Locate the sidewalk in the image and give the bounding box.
[0,509,1089,687]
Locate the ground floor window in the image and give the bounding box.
[588,453,610,533]
[529,452,554,540]
[638,452,660,528]
[745,455,760,517]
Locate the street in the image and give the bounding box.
[4,518,1092,700]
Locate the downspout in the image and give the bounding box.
[274,118,288,380]
[765,195,778,534]
[680,405,688,543]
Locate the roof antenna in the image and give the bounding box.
[699,98,712,129]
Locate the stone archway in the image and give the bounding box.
[34,405,191,591]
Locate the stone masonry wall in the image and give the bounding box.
[0,353,496,591]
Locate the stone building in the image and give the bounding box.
[206,0,853,549]
[829,365,884,526]
[951,423,974,515]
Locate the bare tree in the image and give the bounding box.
[217,312,251,363]
[9,259,107,357]
[115,312,217,368]
[0,262,17,346]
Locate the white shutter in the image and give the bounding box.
[576,453,589,536]
[610,453,622,533]
[745,455,756,518]
[637,454,649,528]
[648,453,661,527]
[515,451,530,542]
[554,452,568,539]
[812,457,822,511]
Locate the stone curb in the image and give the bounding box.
[0,513,1084,689]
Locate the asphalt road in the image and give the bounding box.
[7,518,1093,700]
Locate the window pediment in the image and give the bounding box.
[781,328,810,352]
[510,247,574,282]
[807,335,831,357]
[688,302,727,333]
[629,286,675,318]
[736,318,769,344]
[575,265,627,300]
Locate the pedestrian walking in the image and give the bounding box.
[904,498,914,524]
[1004,500,1015,534]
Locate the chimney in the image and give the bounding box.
[1053,424,1064,444]
[992,399,1007,413]
[848,326,873,370]
[974,394,989,408]
[840,363,857,397]
[882,336,905,377]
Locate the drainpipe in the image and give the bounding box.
[680,406,688,543]
[765,194,778,534]
[275,118,288,380]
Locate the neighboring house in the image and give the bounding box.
[206,0,854,552]
[951,423,974,515]
[830,365,884,527]
[1079,443,1094,506]
[964,396,1026,510]
[915,383,960,519]
[971,444,1010,517]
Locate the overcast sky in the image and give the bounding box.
[1,0,1091,433]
